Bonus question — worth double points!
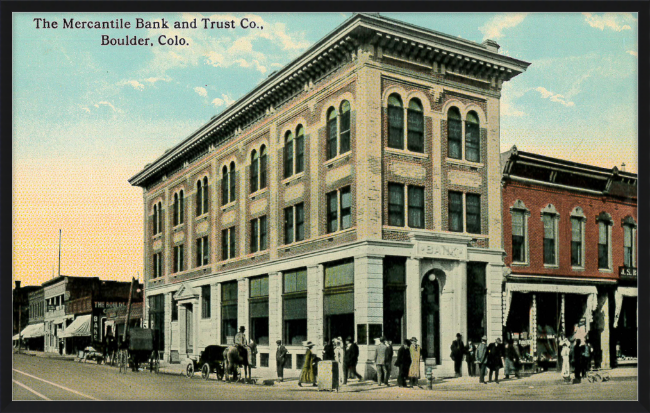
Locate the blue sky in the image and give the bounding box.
[12,12,638,284]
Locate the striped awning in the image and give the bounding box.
[59,315,91,338]
[16,323,45,339]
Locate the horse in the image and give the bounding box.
[223,345,251,382]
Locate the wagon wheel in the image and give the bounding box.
[216,364,224,381]
[150,351,160,374]
[202,363,211,380]
[186,362,195,378]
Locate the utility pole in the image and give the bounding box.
[122,277,135,344]
[18,306,21,354]
[58,229,62,278]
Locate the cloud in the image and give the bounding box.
[143,76,172,84]
[194,86,208,97]
[82,101,121,113]
[534,87,575,107]
[582,13,635,32]
[500,82,526,117]
[626,50,638,57]
[120,80,145,91]
[479,13,528,41]
[211,93,235,108]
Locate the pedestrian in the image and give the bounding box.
[408,337,421,388]
[504,339,520,379]
[450,333,465,378]
[374,337,390,386]
[386,340,394,380]
[582,340,591,378]
[298,341,316,387]
[487,337,504,383]
[465,340,476,377]
[249,339,258,369]
[322,337,335,361]
[334,338,345,384]
[275,340,288,382]
[571,339,582,383]
[561,340,571,383]
[476,336,488,384]
[395,339,412,387]
[343,336,362,384]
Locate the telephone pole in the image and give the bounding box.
[58,229,62,277]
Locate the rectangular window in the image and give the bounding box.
[407,109,424,152]
[295,203,304,242]
[408,186,425,228]
[327,191,338,233]
[250,216,267,253]
[624,225,634,267]
[221,281,238,345]
[250,219,259,253]
[284,207,294,244]
[221,228,235,260]
[250,276,269,345]
[340,186,352,230]
[229,169,236,202]
[598,221,609,269]
[202,185,209,215]
[448,119,462,159]
[259,216,268,251]
[250,160,259,194]
[340,109,351,154]
[449,191,463,232]
[173,198,179,226]
[512,212,525,263]
[324,259,355,344]
[283,269,307,346]
[388,106,404,149]
[571,218,583,267]
[284,139,294,178]
[196,236,209,267]
[201,285,211,319]
[327,116,338,160]
[229,227,236,260]
[296,134,305,173]
[543,215,556,265]
[171,297,178,321]
[383,256,406,344]
[466,194,481,234]
[222,174,229,205]
[388,183,405,227]
[173,244,184,273]
[152,252,162,278]
[465,121,480,162]
[260,153,267,189]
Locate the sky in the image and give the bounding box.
[12,12,638,286]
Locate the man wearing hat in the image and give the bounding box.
[298,341,316,387]
[395,339,411,387]
[476,336,489,384]
[234,326,252,366]
[276,340,288,382]
[408,337,421,388]
[374,336,391,386]
[450,333,465,378]
[343,336,362,384]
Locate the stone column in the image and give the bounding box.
[178,304,187,359]
[439,273,455,376]
[307,265,323,345]
[486,264,504,341]
[215,283,222,345]
[456,260,468,376]
[269,272,282,368]
[405,258,422,343]
[164,292,172,361]
[238,278,249,336]
[211,283,219,344]
[354,255,384,379]
[193,300,200,355]
[600,293,610,369]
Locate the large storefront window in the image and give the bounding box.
[148,294,165,351]
[324,259,355,342]
[283,268,307,346]
[467,263,487,344]
[249,276,269,346]
[383,256,405,345]
[221,281,238,345]
[615,295,637,363]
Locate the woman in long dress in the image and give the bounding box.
[298,342,316,387]
[561,342,571,382]
[408,337,421,388]
[334,338,345,384]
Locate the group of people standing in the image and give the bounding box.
[560,334,593,384]
[289,336,364,387]
[452,334,523,384]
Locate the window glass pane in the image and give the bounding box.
[388,106,404,149]
[327,115,338,160]
[250,154,259,194]
[229,166,236,202]
[341,187,352,230]
[222,229,228,260]
[260,151,267,189]
[284,207,294,244]
[383,256,406,285]
[296,203,305,241]
[407,109,424,152]
[260,216,267,251]
[466,194,480,233]
[448,119,462,159]
[598,222,607,244]
[624,226,632,247]
[543,215,555,239]
[571,241,582,266]
[296,269,307,292]
[229,228,236,259]
[251,219,258,253]
[296,135,305,173]
[284,138,294,178]
[222,169,229,205]
[449,192,463,232]
[408,186,425,228]
[544,238,555,264]
[327,191,338,233]
[513,235,525,262]
[512,212,524,236]
[388,95,402,107]
[388,183,405,227]
[340,110,351,154]
[324,259,354,288]
[465,121,480,162]
[571,218,581,242]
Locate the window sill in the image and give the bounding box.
[384,225,426,231]
[598,268,613,273]
[220,201,237,212]
[324,151,351,166]
[543,264,560,269]
[511,262,529,267]
[282,226,357,250]
[152,233,163,240]
[196,213,209,221]
[249,187,268,199]
[281,172,305,185]
[385,147,428,159]
[324,226,356,237]
[245,250,269,259]
[446,158,484,168]
[172,224,185,232]
[571,266,585,271]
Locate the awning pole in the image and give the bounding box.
[122,278,135,344]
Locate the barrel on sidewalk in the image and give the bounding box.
[317,360,339,392]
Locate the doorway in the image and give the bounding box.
[185,304,193,355]
[421,271,441,364]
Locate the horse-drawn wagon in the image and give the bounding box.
[185,345,227,380]
[116,328,160,374]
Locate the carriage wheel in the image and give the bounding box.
[202,363,210,380]
[216,364,224,381]
[186,363,195,378]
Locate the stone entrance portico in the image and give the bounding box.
[173,283,200,360]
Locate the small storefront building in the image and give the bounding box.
[613,267,637,366]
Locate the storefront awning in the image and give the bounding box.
[17,323,45,339]
[503,282,598,326]
[59,315,91,338]
[614,286,637,328]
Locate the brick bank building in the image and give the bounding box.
[129,14,530,378]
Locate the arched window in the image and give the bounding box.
[407,98,424,152]
[326,107,338,160]
[339,101,351,154]
[229,162,236,203]
[465,111,480,162]
[447,107,462,159]
[195,180,203,216]
[179,190,184,224]
[622,216,637,268]
[221,166,229,205]
[173,193,179,226]
[541,204,559,266]
[260,145,268,189]
[284,131,294,178]
[153,203,158,234]
[250,149,259,194]
[387,94,404,149]
[202,177,209,214]
[597,212,613,270]
[295,126,305,174]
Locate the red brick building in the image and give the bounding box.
[501,147,637,369]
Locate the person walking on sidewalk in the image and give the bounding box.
[343,336,362,384]
[298,341,316,387]
[504,339,520,379]
[374,337,390,386]
[322,338,335,361]
[465,340,477,377]
[450,333,465,378]
[395,339,411,388]
[276,340,288,382]
[561,340,571,382]
[408,337,421,388]
[487,337,504,384]
[571,339,583,383]
[386,340,394,379]
[334,338,345,385]
[476,336,488,384]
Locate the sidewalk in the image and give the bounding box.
[17,349,77,361]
